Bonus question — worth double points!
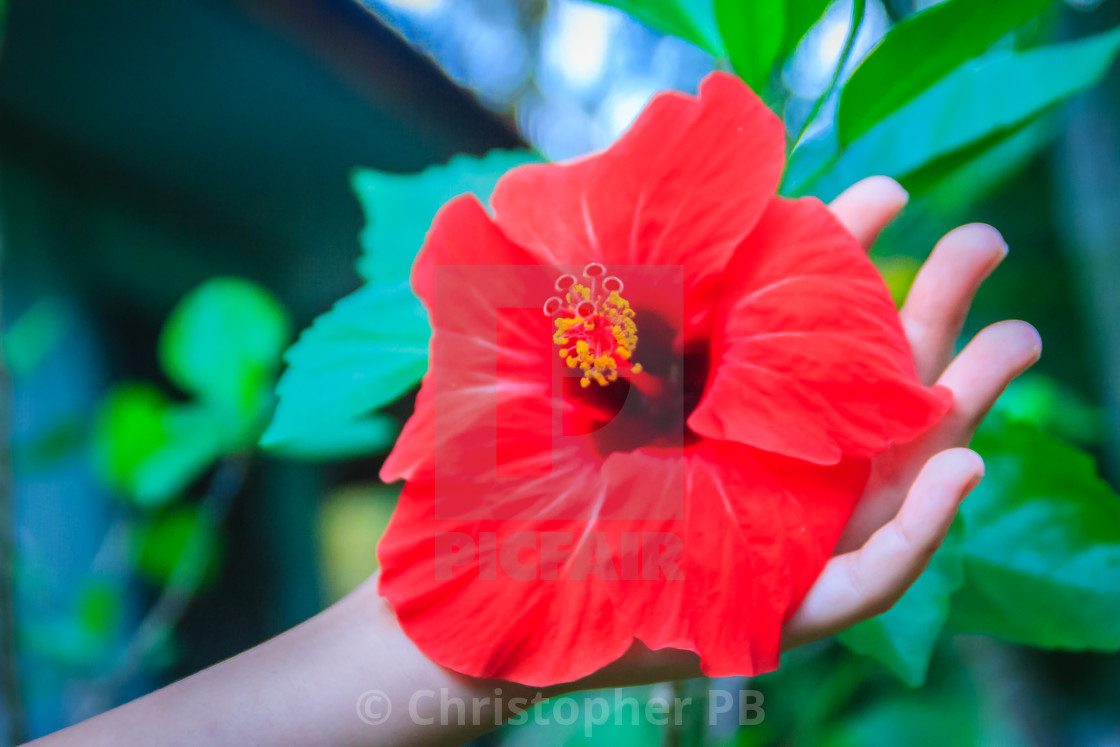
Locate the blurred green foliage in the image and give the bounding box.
[24,277,290,688]
[2,298,72,379]
[93,385,224,508]
[131,505,222,589]
[317,485,398,602]
[951,419,1120,649]
[158,278,291,422]
[499,686,668,746]
[94,278,290,507]
[837,522,964,686]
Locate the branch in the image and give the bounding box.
[79,455,250,716]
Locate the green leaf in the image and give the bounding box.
[836,523,964,686]
[991,375,1104,446]
[92,384,172,497]
[3,297,72,378]
[948,419,1120,650]
[132,505,222,588]
[76,581,124,639]
[354,150,540,284]
[781,0,832,56]
[131,405,231,506]
[501,685,665,746]
[837,0,1053,144]
[716,0,785,90]
[92,384,232,507]
[898,114,1053,203]
[158,277,292,415]
[588,0,724,55]
[260,281,428,459]
[800,28,1120,200]
[266,415,398,461]
[822,691,981,747]
[737,646,877,746]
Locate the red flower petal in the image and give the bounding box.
[409,193,544,309]
[379,400,659,684]
[377,479,635,686]
[378,439,869,684]
[382,194,559,484]
[490,71,784,337]
[380,380,433,484]
[603,443,868,677]
[689,196,952,464]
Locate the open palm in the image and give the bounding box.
[782,175,1042,649]
[570,175,1041,689]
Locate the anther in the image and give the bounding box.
[544,264,641,387]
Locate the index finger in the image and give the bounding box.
[828,176,910,251]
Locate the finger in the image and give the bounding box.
[782,448,984,649]
[834,320,1039,553]
[900,224,1009,384]
[829,176,910,251]
[934,320,1043,442]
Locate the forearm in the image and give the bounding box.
[29,577,544,747]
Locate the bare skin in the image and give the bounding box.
[28,176,1041,747]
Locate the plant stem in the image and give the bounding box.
[790,0,866,155]
[78,456,249,717]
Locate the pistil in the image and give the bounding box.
[543,263,642,387]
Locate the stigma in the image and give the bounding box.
[543,263,641,388]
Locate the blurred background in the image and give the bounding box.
[2,0,1120,744]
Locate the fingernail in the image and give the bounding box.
[869,175,909,208]
[964,469,985,495]
[992,238,1010,267]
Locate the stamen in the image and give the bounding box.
[544,264,640,387]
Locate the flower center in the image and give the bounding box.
[543,263,642,388]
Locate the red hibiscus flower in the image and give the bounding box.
[377,72,951,686]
